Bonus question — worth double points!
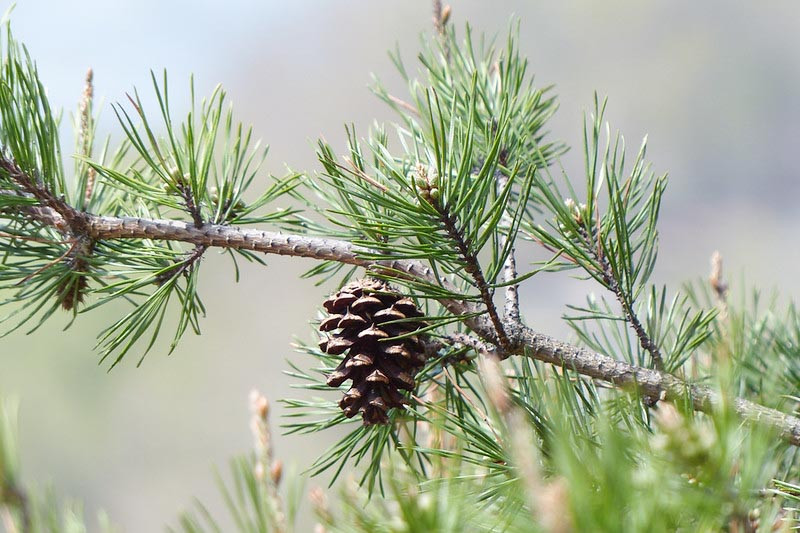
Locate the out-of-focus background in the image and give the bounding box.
[2,1,799,530]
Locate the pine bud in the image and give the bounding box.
[441,4,452,25]
[564,198,585,224]
[270,460,283,485]
[249,389,270,419]
[168,166,182,183]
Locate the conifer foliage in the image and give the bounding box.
[1,4,800,532]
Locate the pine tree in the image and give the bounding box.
[1,3,800,531]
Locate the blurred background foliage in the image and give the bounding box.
[1,0,799,530]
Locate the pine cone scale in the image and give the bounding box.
[373,307,406,322]
[319,315,343,331]
[323,292,357,312]
[350,295,383,313]
[324,337,355,355]
[339,312,368,328]
[358,325,390,340]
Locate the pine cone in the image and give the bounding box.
[319,278,428,425]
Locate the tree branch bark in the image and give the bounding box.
[12,206,800,447]
[496,171,520,324]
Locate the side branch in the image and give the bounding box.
[502,250,520,323]
[435,206,510,348]
[576,221,665,370]
[14,206,800,447]
[603,268,665,370]
[496,171,520,324]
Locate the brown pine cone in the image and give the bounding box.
[319,278,428,425]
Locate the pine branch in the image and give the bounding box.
[15,202,800,447]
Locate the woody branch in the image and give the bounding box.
[11,198,800,448]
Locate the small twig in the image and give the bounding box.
[432,0,446,36]
[57,235,95,310]
[602,261,665,371]
[496,170,520,324]
[249,390,287,533]
[177,183,204,229]
[503,251,520,321]
[436,199,511,350]
[153,244,206,285]
[79,68,96,204]
[1,151,97,310]
[79,68,93,158]
[572,218,665,371]
[431,0,451,61]
[709,250,728,314]
[412,163,510,348]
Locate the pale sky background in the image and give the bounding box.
[2,1,800,531]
